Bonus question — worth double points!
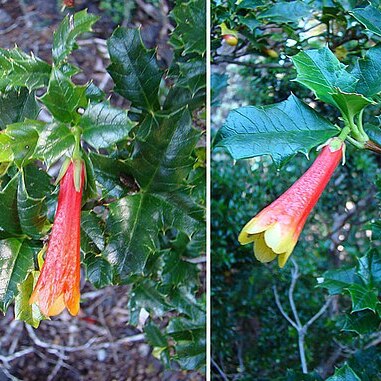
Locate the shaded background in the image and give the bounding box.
[0,1,203,380]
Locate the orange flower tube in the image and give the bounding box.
[238,138,344,268]
[30,160,85,316]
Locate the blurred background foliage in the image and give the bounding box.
[211,0,381,380]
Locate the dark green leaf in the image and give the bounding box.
[365,123,381,147]
[81,102,135,149]
[129,280,171,321]
[0,48,51,90]
[14,271,46,328]
[350,5,381,37]
[342,310,381,335]
[0,239,37,311]
[17,165,51,239]
[81,211,105,252]
[52,9,99,64]
[40,68,87,124]
[236,0,264,10]
[85,82,105,102]
[0,89,39,130]
[89,152,131,198]
[108,28,162,112]
[35,122,75,168]
[347,284,378,312]
[326,364,361,381]
[0,174,21,235]
[214,94,338,167]
[104,192,202,278]
[82,153,98,200]
[177,60,206,96]
[175,338,206,371]
[84,252,113,289]
[317,266,359,295]
[352,45,381,98]
[170,0,206,55]
[257,1,312,24]
[128,110,200,192]
[237,15,261,31]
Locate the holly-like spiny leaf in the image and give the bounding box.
[5,120,46,168]
[108,27,163,112]
[326,364,361,381]
[257,1,312,24]
[0,239,38,311]
[214,94,338,167]
[292,47,373,120]
[342,310,381,335]
[170,0,206,56]
[0,48,51,91]
[35,123,76,168]
[352,45,381,98]
[127,110,200,192]
[350,5,381,37]
[104,192,202,279]
[81,102,135,149]
[17,165,52,239]
[0,89,39,130]
[40,67,87,124]
[347,284,379,313]
[53,9,99,64]
[14,271,47,328]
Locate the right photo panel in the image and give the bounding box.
[211,1,381,380]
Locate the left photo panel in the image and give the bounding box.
[0,0,206,379]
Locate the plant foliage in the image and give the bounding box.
[0,2,205,372]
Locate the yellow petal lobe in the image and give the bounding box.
[254,234,277,263]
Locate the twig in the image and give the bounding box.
[213,58,293,69]
[211,357,230,381]
[46,350,65,381]
[273,260,332,374]
[273,286,299,330]
[26,324,144,352]
[0,348,34,364]
[289,259,302,328]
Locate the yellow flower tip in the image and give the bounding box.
[264,223,297,255]
[238,216,270,245]
[65,291,80,317]
[277,250,293,268]
[29,289,80,317]
[253,234,277,263]
[238,230,255,244]
[47,294,66,316]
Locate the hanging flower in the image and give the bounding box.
[29,159,85,316]
[238,138,344,268]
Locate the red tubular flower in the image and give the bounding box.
[238,138,344,268]
[30,160,85,316]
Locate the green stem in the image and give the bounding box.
[347,136,365,149]
[356,109,369,141]
[72,125,84,192]
[72,125,82,160]
[345,114,368,143]
[338,125,351,141]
